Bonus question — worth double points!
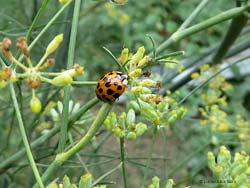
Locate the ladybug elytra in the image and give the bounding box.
[96,71,128,102]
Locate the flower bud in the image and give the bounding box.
[113,127,122,137]
[152,176,160,188]
[16,37,29,57]
[139,79,155,87]
[126,131,136,140]
[129,100,140,112]
[74,64,84,75]
[47,182,59,188]
[30,96,42,114]
[139,99,160,124]
[110,112,117,127]
[1,66,12,81]
[131,86,151,94]
[118,112,126,129]
[52,74,73,86]
[129,46,145,71]
[140,94,162,104]
[104,118,112,131]
[79,173,92,188]
[126,109,135,128]
[165,179,174,188]
[231,164,247,178]
[59,0,69,5]
[118,48,129,64]
[70,184,77,188]
[2,38,12,51]
[207,152,216,170]
[46,34,63,56]
[157,101,169,113]
[218,146,231,164]
[0,80,8,89]
[129,68,142,78]
[28,77,41,89]
[135,123,147,136]
[39,58,55,70]
[63,175,71,188]
[137,56,152,67]
[191,72,199,79]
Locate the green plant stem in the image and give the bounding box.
[0,97,99,173]
[9,83,44,188]
[26,0,49,42]
[58,0,82,153]
[33,102,113,187]
[120,137,128,188]
[18,0,74,62]
[68,132,89,173]
[71,81,97,85]
[155,4,250,55]
[142,124,158,187]
[177,0,209,31]
[212,7,248,64]
[92,162,122,186]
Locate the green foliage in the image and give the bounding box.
[1,0,250,188]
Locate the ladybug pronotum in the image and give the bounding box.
[96,71,128,102]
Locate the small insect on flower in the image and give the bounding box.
[96,71,128,102]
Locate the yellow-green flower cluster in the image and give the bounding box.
[115,47,187,128]
[199,105,229,132]
[104,110,148,140]
[104,3,130,26]
[236,115,250,151]
[191,64,232,132]
[47,173,106,188]
[0,34,84,114]
[148,176,190,188]
[129,96,187,127]
[208,146,250,187]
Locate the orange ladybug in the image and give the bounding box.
[96,71,128,102]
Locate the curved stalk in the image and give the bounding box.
[33,102,113,187]
[155,4,250,55]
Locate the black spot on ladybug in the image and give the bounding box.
[117,85,122,90]
[106,98,111,102]
[97,83,100,88]
[113,93,120,99]
[108,72,113,75]
[102,94,106,99]
[107,89,114,95]
[105,82,111,87]
[103,77,108,82]
[114,81,118,86]
[97,95,102,100]
[98,88,103,93]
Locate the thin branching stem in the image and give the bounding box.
[0,98,99,172]
[155,4,250,55]
[120,137,128,188]
[142,124,158,187]
[9,83,44,188]
[58,0,82,153]
[33,102,113,187]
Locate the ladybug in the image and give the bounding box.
[96,71,128,102]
